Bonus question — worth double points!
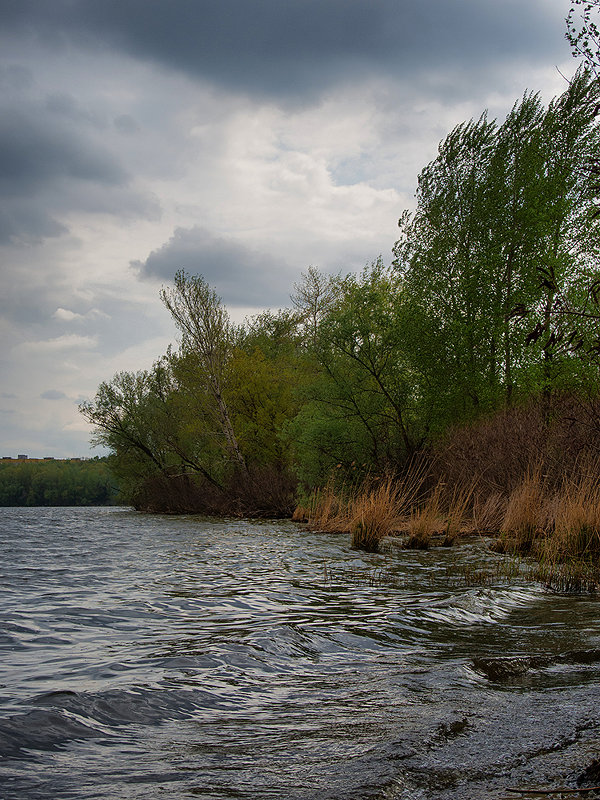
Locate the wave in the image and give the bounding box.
[0,686,202,757]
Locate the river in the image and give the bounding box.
[1,506,599,799]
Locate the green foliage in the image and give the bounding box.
[0,459,118,507]
[286,259,426,485]
[567,1,600,77]
[393,69,600,427]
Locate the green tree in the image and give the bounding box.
[567,1,600,76]
[287,260,424,485]
[290,265,338,348]
[393,71,600,425]
[160,270,248,473]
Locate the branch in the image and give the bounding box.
[507,786,600,796]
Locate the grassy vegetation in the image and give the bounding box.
[295,395,600,591]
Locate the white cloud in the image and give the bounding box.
[17,334,98,354]
[53,307,110,322]
[53,308,84,322]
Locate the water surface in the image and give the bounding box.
[1,507,599,799]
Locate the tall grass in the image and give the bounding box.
[293,397,600,584]
[297,478,348,532]
[348,468,427,551]
[442,482,476,545]
[547,471,600,561]
[348,478,403,551]
[472,491,506,535]
[405,481,443,549]
[493,459,600,590]
[296,466,426,551]
[497,467,547,555]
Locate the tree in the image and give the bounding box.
[80,369,170,474]
[160,270,248,473]
[287,260,425,484]
[290,265,338,348]
[393,72,600,423]
[567,1,600,76]
[394,112,506,419]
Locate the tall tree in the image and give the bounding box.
[288,260,424,484]
[160,270,248,473]
[290,265,338,348]
[393,71,600,423]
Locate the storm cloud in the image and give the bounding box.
[134,226,291,306]
[1,0,564,103]
[0,85,159,244]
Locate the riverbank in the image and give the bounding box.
[294,396,600,591]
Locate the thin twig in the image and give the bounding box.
[507,787,600,796]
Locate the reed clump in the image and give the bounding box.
[295,465,478,552]
[496,468,548,555]
[348,478,405,551]
[442,482,476,545]
[489,460,600,590]
[299,479,349,532]
[296,468,426,551]
[405,481,443,549]
[293,396,600,585]
[531,560,600,594]
[545,471,600,562]
[472,491,507,535]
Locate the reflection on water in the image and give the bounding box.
[0,507,599,799]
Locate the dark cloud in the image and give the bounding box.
[45,92,104,127]
[0,108,124,194]
[133,226,291,306]
[0,64,34,91]
[114,114,139,135]
[0,0,566,103]
[40,389,67,400]
[0,99,158,243]
[0,203,67,244]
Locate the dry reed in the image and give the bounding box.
[404,481,444,549]
[348,478,403,551]
[497,467,548,555]
[472,491,507,535]
[442,482,476,545]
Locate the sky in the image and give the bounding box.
[0,0,580,458]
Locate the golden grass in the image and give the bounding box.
[491,459,600,590]
[405,481,443,549]
[300,479,348,532]
[497,467,547,555]
[291,505,310,522]
[348,468,427,551]
[348,478,403,551]
[294,466,426,551]
[293,454,600,589]
[442,482,476,545]
[524,468,600,593]
[472,490,507,535]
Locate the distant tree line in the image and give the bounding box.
[81,69,600,515]
[0,458,119,507]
